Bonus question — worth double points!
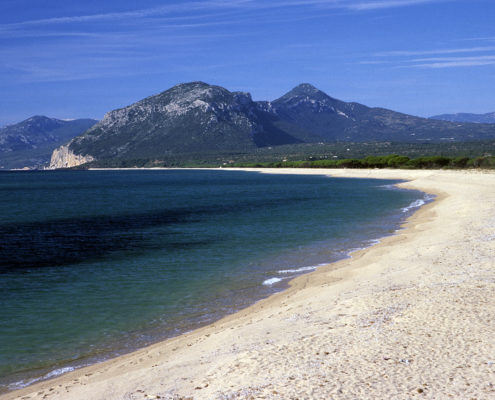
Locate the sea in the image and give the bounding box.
[0,169,431,392]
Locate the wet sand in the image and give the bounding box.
[3,169,495,400]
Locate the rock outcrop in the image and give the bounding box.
[48,144,94,169]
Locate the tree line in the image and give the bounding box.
[231,155,495,169]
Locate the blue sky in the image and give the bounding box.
[1,0,494,125]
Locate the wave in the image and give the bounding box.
[277,265,322,274]
[401,194,435,213]
[264,263,330,286]
[8,366,76,391]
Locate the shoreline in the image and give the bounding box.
[3,168,494,399]
[1,169,423,393]
[2,172,425,394]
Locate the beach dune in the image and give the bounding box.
[3,169,495,400]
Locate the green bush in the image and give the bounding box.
[468,156,495,168]
[311,159,339,168]
[407,156,451,169]
[387,155,410,168]
[336,159,364,168]
[450,156,470,168]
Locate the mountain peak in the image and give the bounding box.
[27,115,50,121]
[276,84,323,100]
[7,115,65,132]
[291,83,321,95]
[144,81,235,107]
[22,115,58,125]
[274,84,334,105]
[172,81,212,91]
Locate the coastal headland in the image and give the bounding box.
[3,169,494,399]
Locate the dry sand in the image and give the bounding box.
[3,169,495,400]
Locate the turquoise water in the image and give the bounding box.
[0,169,428,391]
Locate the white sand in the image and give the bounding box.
[3,169,495,400]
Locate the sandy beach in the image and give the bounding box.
[3,168,495,400]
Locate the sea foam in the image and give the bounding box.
[401,199,425,212]
[401,194,434,213]
[263,277,283,286]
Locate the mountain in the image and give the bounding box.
[271,84,495,142]
[50,82,300,168]
[48,82,495,168]
[0,116,97,169]
[430,112,495,124]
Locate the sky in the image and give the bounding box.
[0,0,494,126]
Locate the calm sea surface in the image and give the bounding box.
[0,169,428,391]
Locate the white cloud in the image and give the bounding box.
[348,0,440,11]
[463,36,495,42]
[411,55,495,62]
[411,59,495,68]
[0,3,201,27]
[359,60,388,64]
[382,54,495,68]
[0,0,451,30]
[366,42,495,69]
[375,46,495,57]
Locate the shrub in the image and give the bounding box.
[407,156,451,169]
[469,156,495,168]
[387,155,410,168]
[450,157,470,168]
[336,159,364,168]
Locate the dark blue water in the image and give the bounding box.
[0,169,428,391]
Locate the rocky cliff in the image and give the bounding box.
[48,144,95,169]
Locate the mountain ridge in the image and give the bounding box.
[48,82,495,169]
[430,112,495,124]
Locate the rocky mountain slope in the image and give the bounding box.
[430,112,495,124]
[0,116,97,169]
[50,82,301,168]
[48,82,495,168]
